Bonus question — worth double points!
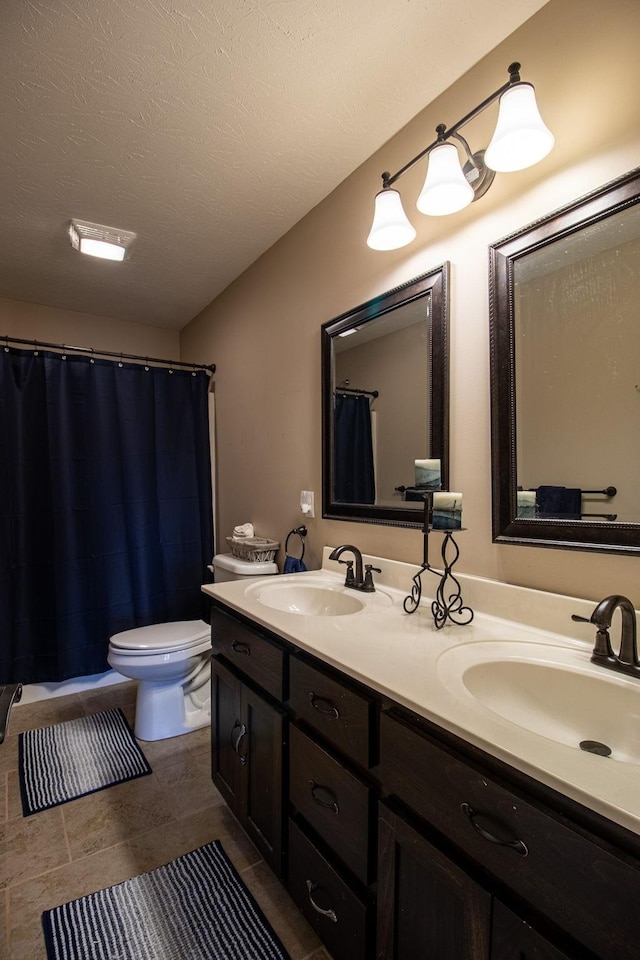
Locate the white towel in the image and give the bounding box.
[233,522,254,539]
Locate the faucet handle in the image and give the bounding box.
[362,564,381,592]
[571,614,591,623]
[338,559,356,586]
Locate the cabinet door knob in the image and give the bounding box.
[305,880,338,923]
[309,779,340,815]
[461,802,528,857]
[309,691,340,719]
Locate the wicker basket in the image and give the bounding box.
[226,536,279,562]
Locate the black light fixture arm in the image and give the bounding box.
[381,62,522,190]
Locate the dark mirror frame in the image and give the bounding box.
[322,264,449,528]
[489,166,640,554]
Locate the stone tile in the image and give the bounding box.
[62,771,177,860]
[9,695,85,736]
[0,734,19,778]
[6,771,22,821]
[1,887,9,960]
[7,805,265,960]
[137,724,210,771]
[7,838,146,960]
[154,742,224,820]
[241,859,322,960]
[0,807,69,890]
[79,681,137,728]
[120,803,263,877]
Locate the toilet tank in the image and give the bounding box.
[212,553,279,582]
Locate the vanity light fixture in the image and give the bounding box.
[69,219,136,261]
[367,62,554,251]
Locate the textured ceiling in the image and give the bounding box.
[0,0,549,330]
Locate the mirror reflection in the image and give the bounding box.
[322,266,449,527]
[490,166,640,553]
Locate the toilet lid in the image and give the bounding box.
[109,620,210,652]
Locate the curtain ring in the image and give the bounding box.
[4,335,8,353]
[192,363,197,377]
[144,357,149,371]
[33,338,39,357]
[118,352,123,368]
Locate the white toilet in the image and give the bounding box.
[108,554,278,741]
[108,620,212,741]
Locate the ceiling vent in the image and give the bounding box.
[69,219,136,261]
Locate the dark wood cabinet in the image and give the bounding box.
[491,902,575,960]
[377,801,491,960]
[208,596,640,960]
[211,657,286,875]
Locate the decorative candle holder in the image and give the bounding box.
[403,493,474,630]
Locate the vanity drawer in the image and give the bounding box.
[287,818,372,960]
[290,724,372,885]
[289,656,374,767]
[210,604,285,700]
[380,710,640,960]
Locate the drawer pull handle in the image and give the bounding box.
[309,779,340,815]
[461,802,528,857]
[309,692,340,719]
[231,640,251,656]
[231,721,248,765]
[305,880,338,923]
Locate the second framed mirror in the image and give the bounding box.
[322,264,449,527]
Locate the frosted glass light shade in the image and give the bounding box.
[416,142,474,216]
[484,82,554,172]
[367,188,416,250]
[79,237,127,261]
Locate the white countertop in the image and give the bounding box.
[202,548,640,837]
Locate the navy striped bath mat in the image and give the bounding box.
[42,839,291,960]
[19,707,151,816]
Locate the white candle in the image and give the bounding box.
[433,491,463,529]
[433,492,462,512]
[414,458,441,488]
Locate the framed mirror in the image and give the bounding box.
[322,264,449,527]
[489,166,640,554]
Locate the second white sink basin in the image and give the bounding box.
[245,576,393,617]
[438,640,640,763]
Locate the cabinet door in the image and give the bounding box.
[492,901,576,960]
[377,802,491,960]
[242,682,286,876]
[211,658,244,812]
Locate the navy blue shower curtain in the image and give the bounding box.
[0,348,213,684]
[333,393,375,504]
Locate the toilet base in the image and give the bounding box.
[134,674,211,741]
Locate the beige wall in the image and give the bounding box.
[180,0,640,604]
[0,298,179,359]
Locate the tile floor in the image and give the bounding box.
[1,681,330,960]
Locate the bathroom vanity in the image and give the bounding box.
[202,554,640,960]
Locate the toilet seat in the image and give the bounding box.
[109,620,210,655]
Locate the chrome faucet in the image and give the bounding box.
[572,594,640,677]
[329,545,380,592]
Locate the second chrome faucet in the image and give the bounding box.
[329,545,380,593]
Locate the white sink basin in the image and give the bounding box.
[244,576,393,617]
[438,641,640,763]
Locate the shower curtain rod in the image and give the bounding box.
[2,334,216,374]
